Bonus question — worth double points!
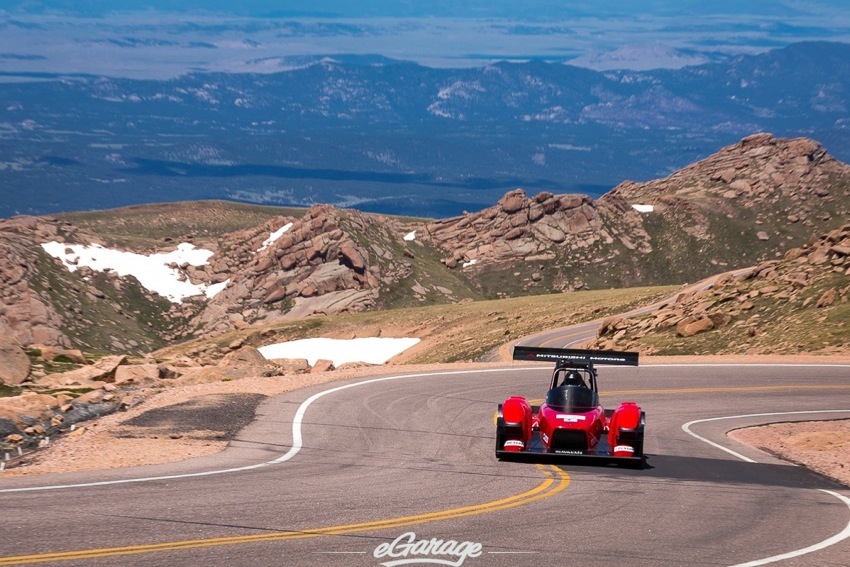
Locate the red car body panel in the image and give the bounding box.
[537,404,605,454]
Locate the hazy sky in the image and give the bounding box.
[2,1,849,77]
[2,1,841,19]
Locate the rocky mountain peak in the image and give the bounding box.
[424,188,618,269]
[606,133,848,212]
[423,134,848,289]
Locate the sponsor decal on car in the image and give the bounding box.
[373,531,483,567]
[614,445,634,453]
[503,440,524,449]
[554,450,584,455]
[556,414,586,422]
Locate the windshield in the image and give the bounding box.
[546,386,599,412]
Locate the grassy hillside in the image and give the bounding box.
[156,285,678,364]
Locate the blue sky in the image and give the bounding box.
[1,1,849,77]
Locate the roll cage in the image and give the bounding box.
[550,362,597,392]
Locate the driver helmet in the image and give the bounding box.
[563,370,584,387]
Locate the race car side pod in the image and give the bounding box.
[512,346,639,367]
[607,402,645,458]
[498,396,533,452]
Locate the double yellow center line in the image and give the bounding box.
[0,464,569,565]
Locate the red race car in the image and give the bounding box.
[496,346,644,467]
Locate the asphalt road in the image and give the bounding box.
[1,362,849,567]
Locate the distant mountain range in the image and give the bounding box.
[1,41,849,218]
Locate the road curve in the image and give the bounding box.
[1,363,849,566]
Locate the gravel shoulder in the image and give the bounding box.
[2,355,849,486]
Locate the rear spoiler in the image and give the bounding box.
[513,346,639,367]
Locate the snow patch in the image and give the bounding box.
[403,231,416,241]
[205,279,230,298]
[258,337,421,366]
[462,259,478,268]
[40,241,224,304]
[631,204,654,213]
[257,222,293,252]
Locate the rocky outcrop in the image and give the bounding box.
[29,345,88,365]
[0,392,62,423]
[114,364,160,385]
[0,337,30,386]
[608,134,848,209]
[0,216,71,348]
[424,189,634,268]
[602,134,849,248]
[425,134,850,289]
[219,346,268,367]
[34,355,127,389]
[0,203,421,352]
[188,204,413,338]
[310,359,335,373]
[592,223,850,354]
[270,358,311,374]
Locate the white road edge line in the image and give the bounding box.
[0,367,535,493]
[683,410,850,567]
[682,409,850,463]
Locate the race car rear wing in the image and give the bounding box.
[512,346,639,367]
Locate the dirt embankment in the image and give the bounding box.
[729,421,850,487]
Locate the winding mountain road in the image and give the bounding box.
[1,362,849,566]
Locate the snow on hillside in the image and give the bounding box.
[257,222,293,252]
[41,241,227,304]
[631,204,654,213]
